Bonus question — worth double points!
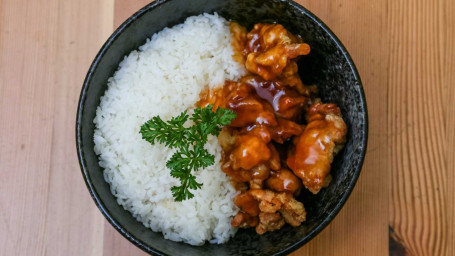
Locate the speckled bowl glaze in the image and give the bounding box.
[76,0,368,255]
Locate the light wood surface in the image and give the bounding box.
[0,0,453,255]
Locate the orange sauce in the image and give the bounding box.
[196,22,346,234]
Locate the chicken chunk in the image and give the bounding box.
[217,127,236,153]
[249,163,271,189]
[270,118,304,143]
[248,189,306,230]
[196,86,227,111]
[256,212,285,235]
[265,168,302,195]
[234,192,260,216]
[279,61,318,97]
[229,22,248,65]
[268,143,281,171]
[239,125,272,143]
[245,24,310,80]
[230,134,271,170]
[287,103,347,194]
[231,212,259,228]
[278,197,306,227]
[225,81,277,127]
[249,189,282,213]
[242,76,308,121]
[221,160,250,183]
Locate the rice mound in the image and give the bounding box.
[93,13,245,245]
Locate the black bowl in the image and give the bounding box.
[76,0,368,255]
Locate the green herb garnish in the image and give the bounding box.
[140,105,236,201]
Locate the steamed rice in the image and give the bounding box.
[93,13,246,245]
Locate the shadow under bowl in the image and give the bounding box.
[76,0,368,255]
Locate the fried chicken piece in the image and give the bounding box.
[225,81,277,127]
[234,192,260,216]
[279,60,318,97]
[231,181,249,192]
[230,134,271,170]
[270,118,304,143]
[249,163,271,189]
[265,168,302,195]
[256,212,285,234]
[239,125,272,143]
[241,76,308,121]
[248,189,282,213]
[278,197,306,227]
[248,189,306,230]
[230,190,306,234]
[231,212,259,228]
[217,127,236,153]
[230,22,248,65]
[244,24,316,96]
[287,103,347,194]
[221,160,251,183]
[196,86,227,111]
[245,24,310,80]
[237,118,303,146]
[268,143,281,171]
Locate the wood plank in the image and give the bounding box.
[0,0,114,255]
[0,0,57,255]
[114,0,151,28]
[43,0,114,255]
[103,222,149,256]
[387,0,449,255]
[443,0,455,255]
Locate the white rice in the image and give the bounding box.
[93,13,245,245]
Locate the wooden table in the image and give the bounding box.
[1,0,453,255]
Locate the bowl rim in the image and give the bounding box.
[76,0,369,255]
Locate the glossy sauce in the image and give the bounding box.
[265,168,302,195]
[242,76,307,121]
[230,134,271,170]
[234,192,260,216]
[287,103,347,194]
[220,23,312,233]
[198,23,346,234]
[244,23,310,81]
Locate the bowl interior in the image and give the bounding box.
[76,0,368,255]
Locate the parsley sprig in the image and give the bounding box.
[140,105,236,201]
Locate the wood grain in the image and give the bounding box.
[443,0,455,255]
[0,1,56,254]
[114,0,151,28]
[44,0,114,255]
[0,0,454,255]
[387,0,452,255]
[0,0,113,255]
